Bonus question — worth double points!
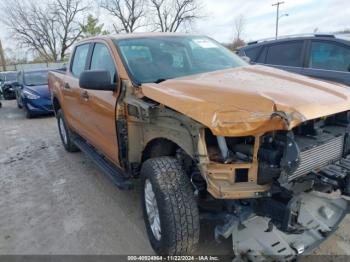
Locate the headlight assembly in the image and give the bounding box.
[23,90,40,100]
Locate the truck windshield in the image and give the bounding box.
[115,36,247,84]
[24,70,48,86]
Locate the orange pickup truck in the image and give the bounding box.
[49,33,350,259]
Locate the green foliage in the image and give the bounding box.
[80,14,110,38]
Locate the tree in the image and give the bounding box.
[81,15,110,38]
[53,0,89,60]
[0,0,88,62]
[232,15,246,50]
[4,47,28,65]
[101,0,146,33]
[150,0,201,32]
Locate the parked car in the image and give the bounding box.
[0,71,18,100]
[49,33,350,259]
[0,72,4,99]
[15,69,53,118]
[237,34,350,86]
[0,72,5,86]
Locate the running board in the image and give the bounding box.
[73,136,133,190]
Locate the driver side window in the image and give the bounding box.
[309,41,350,72]
[90,43,117,83]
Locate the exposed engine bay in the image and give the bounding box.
[199,110,350,259]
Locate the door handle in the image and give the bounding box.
[81,90,89,100]
[64,83,71,89]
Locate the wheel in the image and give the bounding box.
[57,109,80,152]
[3,92,10,100]
[16,94,22,108]
[141,157,199,255]
[24,106,33,119]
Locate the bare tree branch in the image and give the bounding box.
[149,0,201,32]
[101,0,146,33]
[232,14,246,49]
[233,14,245,42]
[0,0,88,62]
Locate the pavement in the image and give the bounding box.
[1,99,350,257]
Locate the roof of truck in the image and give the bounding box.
[81,32,202,42]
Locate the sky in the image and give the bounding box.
[0,0,349,60]
[193,0,350,43]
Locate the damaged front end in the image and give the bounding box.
[217,191,349,260]
[200,110,350,259]
[139,65,350,258]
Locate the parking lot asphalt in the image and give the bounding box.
[1,100,350,257]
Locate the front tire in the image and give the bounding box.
[24,106,33,119]
[3,92,10,100]
[16,94,22,108]
[57,109,79,152]
[141,157,200,255]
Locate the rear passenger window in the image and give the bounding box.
[244,47,262,61]
[266,41,303,67]
[71,44,90,77]
[256,47,267,63]
[90,43,117,83]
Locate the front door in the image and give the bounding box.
[302,40,350,86]
[62,43,92,140]
[78,42,120,165]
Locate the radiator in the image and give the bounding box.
[289,135,344,181]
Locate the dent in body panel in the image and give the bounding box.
[124,86,270,199]
[140,65,350,137]
[125,92,201,163]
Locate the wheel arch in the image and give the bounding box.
[52,96,61,115]
[141,137,192,163]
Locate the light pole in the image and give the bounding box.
[277,13,289,38]
[272,1,285,39]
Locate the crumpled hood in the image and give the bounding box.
[141,65,350,136]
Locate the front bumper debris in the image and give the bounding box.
[219,191,349,260]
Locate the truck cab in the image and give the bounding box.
[49,33,350,259]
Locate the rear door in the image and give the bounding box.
[78,41,120,165]
[62,43,93,139]
[302,40,350,86]
[262,41,305,74]
[241,46,263,63]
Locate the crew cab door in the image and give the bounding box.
[302,40,350,86]
[62,43,93,140]
[78,42,120,165]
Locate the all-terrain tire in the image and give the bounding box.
[141,157,200,255]
[57,109,80,152]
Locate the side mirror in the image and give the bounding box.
[241,56,251,64]
[79,70,116,91]
[348,64,350,72]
